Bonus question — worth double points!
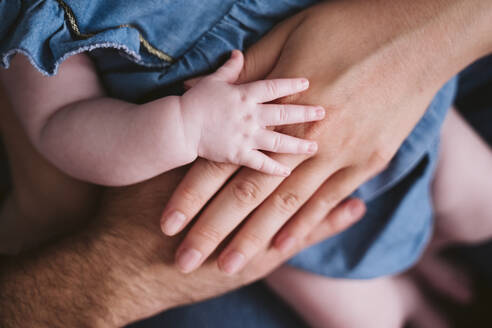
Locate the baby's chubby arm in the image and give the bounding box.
[0,51,323,186]
[1,53,196,186]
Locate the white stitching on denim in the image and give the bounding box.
[1,42,154,76]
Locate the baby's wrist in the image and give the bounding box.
[178,95,202,161]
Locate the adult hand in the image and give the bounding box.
[161,0,492,274]
[0,164,365,327]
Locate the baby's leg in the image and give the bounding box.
[265,266,448,328]
[432,107,492,245]
[0,88,100,253]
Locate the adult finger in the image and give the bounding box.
[215,161,341,274]
[273,166,369,252]
[216,164,372,274]
[241,78,309,103]
[239,150,291,176]
[173,154,301,273]
[160,159,238,236]
[162,13,305,238]
[255,130,318,155]
[303,198,365,247]
[259,104,325,126]
[240,198,365,284]
[237,12,306,83]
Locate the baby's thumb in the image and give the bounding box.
[183,76,203,89]
[212,50,244,83]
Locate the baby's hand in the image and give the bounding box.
[180,50,325,176]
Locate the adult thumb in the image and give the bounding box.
[237,12,305,83]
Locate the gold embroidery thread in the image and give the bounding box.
[55,0,174,63]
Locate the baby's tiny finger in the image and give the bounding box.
[259,104,325,126]
[211,50,244,83]
[256,130,317,155]
[241,151,291,176]
[242,78,309,103]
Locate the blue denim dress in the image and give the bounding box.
[0,0,457,326]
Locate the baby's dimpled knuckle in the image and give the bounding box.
[242,113,254,123]
[237,88,248,103]
[241,132,251,141]
[232,178,261,205]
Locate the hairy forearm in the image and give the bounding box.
[0,233,116,327]
[0,167,194,327]
[0,218,177,327]
[36,96,196,186]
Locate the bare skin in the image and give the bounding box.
[0,86,100,253]
[0,159,365,328]
[266,108,491,328]
[0,51,321,187]
[1,0,492,326]
[0,47,366,327]
[433,109,492,244]
[162,0,492,275]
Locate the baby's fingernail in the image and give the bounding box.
[220,251,246,274]
[176,247,202,273]
[161,211,186,235]
[308,142,318,154]
[280,168,291,176]
[316,107,325,118]
[301,79,309,89]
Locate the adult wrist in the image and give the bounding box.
[420,0,492,81]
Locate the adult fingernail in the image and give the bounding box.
[308,142,318,154]
[349,200,365,218]
[161,211,186,235]
[220,251,246,274]
[316,107,325,118]
[276,235,297,253]
[176,247,202,273]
